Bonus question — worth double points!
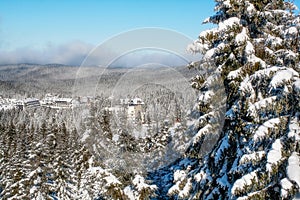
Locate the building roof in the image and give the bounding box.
[129,97,144,105]
[24,98,39,103]
[55,98,72,103]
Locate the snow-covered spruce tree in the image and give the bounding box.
[124,175,157,200]
[169,0,300,199]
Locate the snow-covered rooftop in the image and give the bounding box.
[129,97,144,105]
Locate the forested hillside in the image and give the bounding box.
[1,0,300,199]
[0,63,196,199]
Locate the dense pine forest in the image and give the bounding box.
[1,0,300,199]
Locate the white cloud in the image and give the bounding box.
[0,41,198,67]
[0,41,94,65]
[110,50,193,67]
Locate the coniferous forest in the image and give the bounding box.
[1,0,300,199]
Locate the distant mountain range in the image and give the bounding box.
[0,63,197,98]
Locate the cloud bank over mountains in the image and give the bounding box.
[0,41,93,66]
[0,41,197,67]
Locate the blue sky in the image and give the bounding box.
[0,0,299,65]
[0,0,215,65]
[0,1,214,50]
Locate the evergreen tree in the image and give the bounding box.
[130,175,157,200]
[169,0,300,199]
[52,122,77,199]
